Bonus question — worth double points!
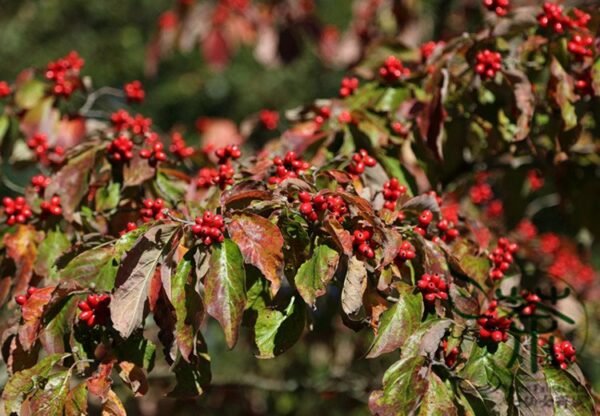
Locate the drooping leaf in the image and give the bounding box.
[549,58,577,131]
[543,367,594,416]
[111,224,182,338]
[341,256,367,317]
[168,333,211,398]
[15,79,46,109]
[418,373,458,416]
[19,286,55,350]
[172,254,203,360]
[204,239,246,349]
[25,369,71,415]
[3,224,40,296]
[64,382,88,416]
[254,296,305,359]
[118,361,149,397]
[87,362,113,401]
[294,245,339,307]
[40,296,77,354]
[34,228,70,278]
[367,285,423,358]
[227,213,284,295]
[101,389,127,416]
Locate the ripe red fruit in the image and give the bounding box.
[259,110,279,130]
[45,51,84,98]
[40,195,63,217]
[15,287,37,307]
[0,81,11,98]
[192,211,225,246]
[169,132,194,159]
[567,34,593,60]
[124,80,145,103]
[420,41,444,62]
[475,49,502,80]
[552,340,576,370]
[140,141,168,166]
[352,227,376,259]
[488,237,518,280]
[339,76,359,97]
[215,145,241,164]
[107,135,134,163]
[2,196,33,225]
[441,339,459,367]
[378,56,410,83]
[382,178,407,211]
[31,175,51,194]
[314,106,331,126]
[268,151,310,184]
[347,149,376,175]
[477,302,512,344]
[417,273,448,305]
[26,133,49,161]
[483,0,510,17]
[77,293,111,327]
[140,198,167,222]
[418,210,434,227]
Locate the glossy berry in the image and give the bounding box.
[520,291,541,316]
[119,222,138,236]
[475,49,502,80]
[124,80,145,103]
[40,196,63,217]
[140,198,167,222]
[196,167,219,189]
[140,141,168,167]
[337,110,353,124]
[268,151,310,184]
[382,178,407,210]
[111,109,133,131]
[477,302,512,344]
[574,70,593,96]
[215,145,241,164]
[537,3,570,34]
[395,241,416,267]
[436,216,460,242]
[192,211,225,246]
[2,196,33,225]
[0,81,11,98]
[483,0,510,17]
[420,41,444,62]
[488,237,518,280]
[441,339,459,367]
[391,121,409,136]
[15,287,37,307]
[26,133,49,160]
[552,340,576,370]
[78,294,111,327]
[107,136,134,163]
[347,149,376,175]
[352,227,376,259]
[378,56,410,83]
[314,106,331,125]
[259,110,279,130]
[31,175,51,194]
[339,76,359,97]
[486,199,504,218]
[417,273,448,304]
[469,182,493,205]
[298,192,347,222]
[213,163,235,189]
[129,114,152,136]
[169,132,194,159]
[567,34,593,60]
[45,51,84,98]
[418,210,434,227]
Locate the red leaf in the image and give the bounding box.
[3,225,41,296]
[202,29,230,70]
[19,286,55,351]
[87,362,114,401]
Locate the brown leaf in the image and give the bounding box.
[101,389,126,416]
[341,256,367,318]
[3,225,41,296]
[19,286,55,351]
[123,153,155,187]
[118,361,148,397]
[323,217,353,256]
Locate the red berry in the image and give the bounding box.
[124,80,145,103]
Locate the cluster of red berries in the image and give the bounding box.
[520,291,541,316]
[27,133,49,160]
[435,216,460,242]
[420,41,442,62]
[259,110,279,130]
[298,192,348,222]
[391,121,409,136]
[196,167,219,189]
[31,175,51,194]
[15,287,37,307]
[477,300,512,344]
[0,81,11,98]
[169,132,194,159]
[107,136,134,163]
[482,0,509,17]
[140,198,167,222]
[417,273,449,305]
[352,228,376,259]
[537,3,590,34]
[124,80,145,103]
[211,145,241,189]
[45,51,84,98]
[2,197,33,225]
[394,241,416,267]
[268,151,310,184]
[78,294,111,327]
[347,149,376,175]
[337,110,353,124]
[40,196,62,217]
[339,76,359,97]
[110,110,152,135]
[413,209,459,242]
[475,49,502,80]
[378,56,411,83]
[440,339,459,367]
[192,211,225,246]
[489,237,518,280]
[215,144,241,164]
[382,178,407,210]
[550,340,576,370]
[314,106,331,126]
[567,34,594,60]
[140,141,168,167]
[469,181,493,205]
[414,209,434,236]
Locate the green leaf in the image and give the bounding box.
[95,182,121,212]
[294,245,339,307]
[368,355,428,415]
[15,80,46,109]
[0,114,9,146]
[64,383,88,416]
[155,169,187,202]
[401,319,452,359]
[418,373,458,416]
[550,58,577,131]
[26,370,71,415]
[375,86,411,112]
[367,285,423,358]
[204,239,246,349]
[591,57,600,96]
[2,353,64,415]
[511,366,552,416]
[254,296,305,359]
[40,297,76,354]
[34,229,70,278]
[111,224,182,338]
[172,254,203,360]
[544,367,594,416]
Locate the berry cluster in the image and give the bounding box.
[314,106,331,126]
[475,49,502,80]
[259,110,279,130]
[169,132,194,159]
[469,181,493,205]
[567,34,593,60]
[120,222,138,236]
[140,141,168,167]
[435,216,460,242]
[2,197,33,225]
[417,273,449,305]
[520,291,541,316]
[110,110,152,136]
[31,175,51,194]
[352,228,376,259]
[107,136,134,163]
[394,241,416,267]
[337,110,353,124]
[140,198,167,222]
[483,0,509,17]
[0,81,11,98]
[378,56,411,83]
[40,196,63,217]
[477,301,512,344]
[391,121,409,136]
[78,294,111,327]
[268,151,310,184]
[489,237,518,280]
[45,51,84,98]
[537,3,590,34]
[551,340,576,370]
[441,339,459,367]
[420,41,441,62]
[382,178,407,210]
[215,145,241,164]
[339,76,359,97]
[124,80,145,103]
[192,211,225,246]
[298,192,348,222]
[15,287,37,307]
[213,163,236,189]
[196,167,219,189]
[347,149,376,175]
[26,133,49,160]
[414,209,434,236]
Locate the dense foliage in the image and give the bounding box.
[0,1,598,414]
